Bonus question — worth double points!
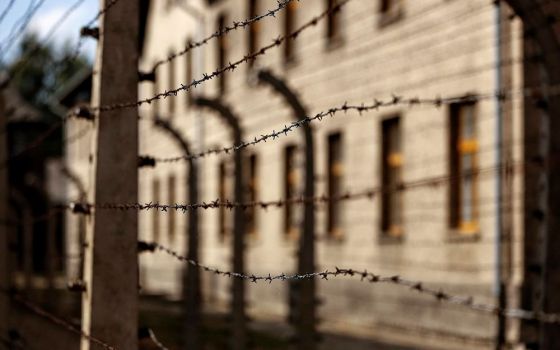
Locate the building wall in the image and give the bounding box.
[65,0,527,348]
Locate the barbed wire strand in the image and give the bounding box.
[5,291,116,350]
[89,161,524,215]
[145,83,559,163]
[152,0,297,71]
[89,0,353,113]
[140,241,560,324]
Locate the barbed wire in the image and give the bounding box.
[139,240,560,324]
[152,0,297,71]
[4,290,116,350]
[69,160,524,215]
[143,84,559,163]
[86,0,351,114]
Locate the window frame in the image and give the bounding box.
[185,38,193,105]
[168,174,176,242]
[326,0,343,48]
[448,101,480,237]
[380,116,404,241]
[326,132,344,240]
[217,13,228,94]
[378,0,404,28]
[152,178,160,242]
[247,0,259,67]
[284,144,299,239]
[245,153,259,236]
[283,0,298,64]
[168,50,176,116]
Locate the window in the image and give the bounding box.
[247,0,259,66]
[153,178,160,241]
[168,174,176,242]
[218,161,231,240]
[284,0,297,62]
[379,0,403,27]
[152,69,159,118]
[381,117,403,238]
[284,145,299,238]
[327,133,343,238]
[185,39,193,105]
[217,14,228,94]
[326,0,342,45]
[245,154,258,235]
[449,102,478,235]
[168,50,176,116]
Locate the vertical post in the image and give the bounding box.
[257,70,317,350]
[193,97,246,350]
[81,0,139,349]
[505,1,560,349]
[152,118,200,350]
[494,3,506,348]
[0,77,9,341]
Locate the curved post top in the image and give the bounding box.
[153,116,192,157]
[257,69,308,123]
[193,97,242,142]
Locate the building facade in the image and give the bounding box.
[67,0,527,348]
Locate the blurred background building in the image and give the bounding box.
[3,0,543,349]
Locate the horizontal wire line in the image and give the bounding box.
[141,241,560,324]
[142,84,558,163]
[152,0,297,71]
[87,0,352,113]
[71,160,525,213]
[4,291,116,350]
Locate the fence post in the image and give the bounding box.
[0,76,9,341]
[193,97,246,350]
[80,0,140,349]
[152,117,200,350]
[504,1,560,349]
[257,70,317,350]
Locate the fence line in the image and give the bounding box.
[2,290,115,350]
[152,0,297,71]
[143,84,557,163]
[139,240,560,324]
[86,0,352,114]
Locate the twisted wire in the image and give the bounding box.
[140,241,560,324]
[87,0,352,114]
[6,291,115,350]
[152,0,297,71]
[144,83,559,163]
[81,161,522,215]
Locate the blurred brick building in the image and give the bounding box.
[65,0,527,348]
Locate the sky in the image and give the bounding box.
[0,0,99,64]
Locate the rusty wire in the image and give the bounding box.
[152,0,298,71]
[139,241,560,324]
[143,84,560,163]
[5,291,116,350]
[85,0,352,114]
[68,160,531,215]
